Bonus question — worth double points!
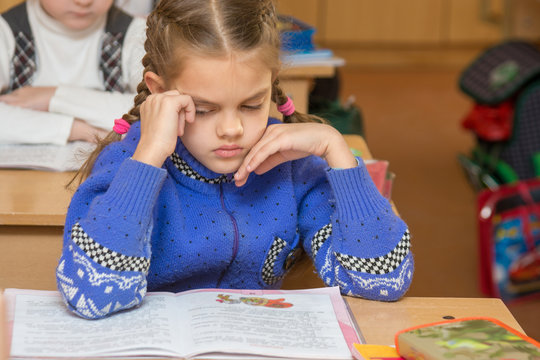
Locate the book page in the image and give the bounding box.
[9,292,183,358]
[177,290,354,360]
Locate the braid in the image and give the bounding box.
[272,79,326,124]
[69,34,158,186]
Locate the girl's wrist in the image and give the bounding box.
[323,132,358,169]
[132,142,169,168]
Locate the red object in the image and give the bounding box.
[477,179,540,300]
[462,101,514,141]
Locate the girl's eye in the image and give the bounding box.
[195,108,212,116]
[242,104,262,111]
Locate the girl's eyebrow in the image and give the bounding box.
[191,88,270,106]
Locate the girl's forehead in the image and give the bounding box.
[173,54,272,104]
[176,52,272,82]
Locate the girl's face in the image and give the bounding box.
[175,52,273,175]
[39,0,114,31]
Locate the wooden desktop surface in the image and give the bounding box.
[346,296,524,345]
[0,170,74,226]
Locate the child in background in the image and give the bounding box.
[56,0,414,319]
[114,0,155,17]
[0,0,145,144]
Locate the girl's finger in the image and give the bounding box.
[244,135,285,173]
[178,110,186,137]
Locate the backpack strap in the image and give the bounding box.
[100,5,133,92]
[1,2,37,94]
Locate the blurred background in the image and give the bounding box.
[279,0,540,340]
[1,0,539,340]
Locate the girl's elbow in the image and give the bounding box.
[342,252,414,301]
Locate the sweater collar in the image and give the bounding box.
[167,135,236,186]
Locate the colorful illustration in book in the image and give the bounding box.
[215,294,241,304]
[216,294,293,308]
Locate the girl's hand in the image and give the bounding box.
[234,123,357,186]
[0,86,56,111]
[132,90,196,167]
[68,119,108,143]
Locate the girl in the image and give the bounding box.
[56,0,414,319]
[0,0,145,144]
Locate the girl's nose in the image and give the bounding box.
[74,0,93,7]
[217,112,243,138]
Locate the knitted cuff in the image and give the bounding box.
[103,158,167,218]
[326,159,391,221]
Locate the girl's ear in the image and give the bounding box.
[144,71,167,94]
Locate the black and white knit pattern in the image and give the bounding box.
[335,229,410,275]
[8,32,36,92]
[311,223,332,258]
[170,153,230,184]
[261,237,286,285]
[71,223,149,273]
[100,32,125,92]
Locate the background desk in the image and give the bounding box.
[0,170,73,289]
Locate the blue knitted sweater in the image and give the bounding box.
[56,120,414,319]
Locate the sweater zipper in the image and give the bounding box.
[216,178,239,287]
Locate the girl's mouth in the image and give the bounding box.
[215,145,242,158]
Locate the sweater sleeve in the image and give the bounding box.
[294,156,414,301]
[49,87,134,130]
[56,146,167,319]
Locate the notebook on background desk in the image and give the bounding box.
[0,142,94,172]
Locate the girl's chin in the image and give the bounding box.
[206,162,242,176]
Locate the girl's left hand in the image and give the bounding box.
[234,123,357,186]
[0,86,56,111]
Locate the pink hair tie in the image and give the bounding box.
[113,118,130,135]
[277,96,295,116]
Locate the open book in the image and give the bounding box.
[0,141,95,171]
[5,286,362,359]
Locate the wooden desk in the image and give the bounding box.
[0,170,73,226]
[346,296,524,345]
[0,170,73,289]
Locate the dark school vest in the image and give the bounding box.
[1,2,133,94]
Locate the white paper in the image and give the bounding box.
[10,294,183,358]
[178,291,352,359]
[0,141,95,171]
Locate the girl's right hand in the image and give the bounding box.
[132,90,196,167]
